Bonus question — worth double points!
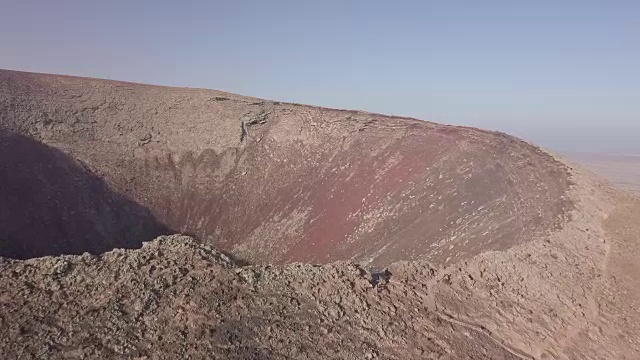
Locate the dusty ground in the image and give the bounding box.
[0,70,639,359]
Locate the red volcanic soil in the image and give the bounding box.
[0,69,572,267]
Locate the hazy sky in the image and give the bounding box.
[1,1,638,153]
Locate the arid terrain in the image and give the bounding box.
[569,152,640,195]
[1,70,639,359]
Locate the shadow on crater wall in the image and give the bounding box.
[0,130,170,259]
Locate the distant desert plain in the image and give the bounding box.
[569,152,640,195]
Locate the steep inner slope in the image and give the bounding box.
[0,70,572,267]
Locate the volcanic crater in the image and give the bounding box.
[3,70,640,360]
[0,70,572,268]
